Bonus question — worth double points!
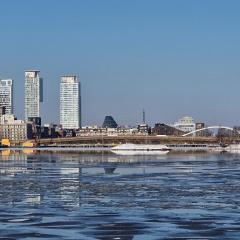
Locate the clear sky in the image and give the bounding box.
[1,0,240,126]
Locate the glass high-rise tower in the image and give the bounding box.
[0,79,13,116]
[60,75,81,129]
[24,70,43,121]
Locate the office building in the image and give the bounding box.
[173,116,196,133]
[0,79,13,116]
[60,75,81,129]
[24,70,43,122]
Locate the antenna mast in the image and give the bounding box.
[143,109,146,124]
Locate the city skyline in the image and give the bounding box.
[1,1,240,126]
[0,2,239,239]
[1,67,239,128]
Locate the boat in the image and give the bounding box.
[167,143,209,152]
[111,143,170,155]
[224,144,240,153]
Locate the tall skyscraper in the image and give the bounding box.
[60,75,81,129]
[24,70,43,121]
[0,79,13,116]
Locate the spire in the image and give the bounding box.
[143,109,145,124]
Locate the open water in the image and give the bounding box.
[0,150,240,239]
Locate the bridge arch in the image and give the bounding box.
[182,126,235,137]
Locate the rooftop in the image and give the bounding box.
[25,70,40,72]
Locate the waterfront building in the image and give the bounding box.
[28,117,41,126]
[63,129,76,138]
[137,124,150,135]
[0,79,13,116]
[195,122,205,137]
[152,123,185,136]
[0,114,33,141]
[102,116,118,128]
[173,116,196,133]
[75,126,140,137]
[41,124,58,139]
[60,75,81,129]
[233,126,240,137]
[0,114,17,124]
[217,128,233,137]
[24,70,43,122]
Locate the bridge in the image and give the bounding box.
[182,126,237,137]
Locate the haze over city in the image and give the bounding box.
[1,0,240,126]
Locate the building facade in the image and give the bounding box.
[0,115,33,141]
[173,116,196,133]
[25,70,43,121]
[137,124,150,135]
[75,126,140,137]
[195,122,205,137]
[102,116,118,128]
[0,79,13,116]
[60,76,81,129]
[233,126,240,137]
[152,123,185,136]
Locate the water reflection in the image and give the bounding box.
[104,167,116,174]
[0,150,240,239]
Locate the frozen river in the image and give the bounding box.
[0,150,240,239]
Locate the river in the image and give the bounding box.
[0,150,240,239]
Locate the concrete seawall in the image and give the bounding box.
[10,135,236,147]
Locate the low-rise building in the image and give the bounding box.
[138,124,151,135]
[152,123,185,136]
[75,126,141,136]
[0,115,33,141]
[233,126,240,137]
[195,122,205,137]
[41,124,58,138]
[217,128,233,137]
[63,129,76,138]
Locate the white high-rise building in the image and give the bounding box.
[24,70,43,121]
[0,79,13,116]
[60,75,81,129]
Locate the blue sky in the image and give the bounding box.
[1,0,240,126]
